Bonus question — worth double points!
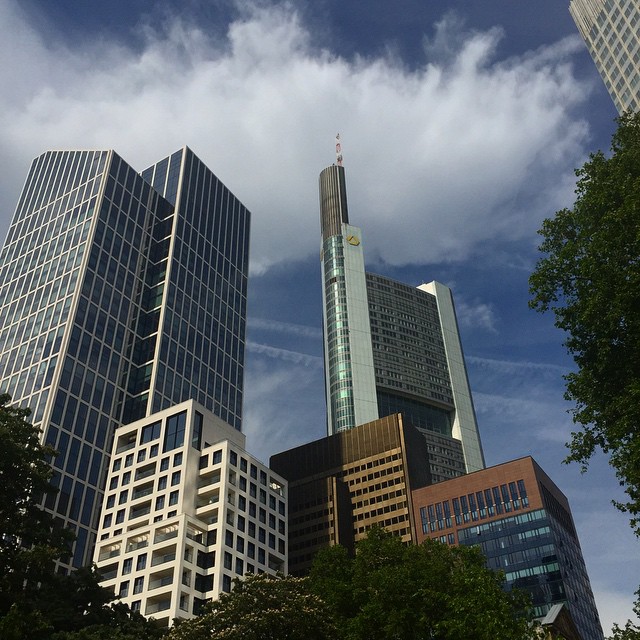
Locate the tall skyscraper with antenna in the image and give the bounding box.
[318,145,484,480]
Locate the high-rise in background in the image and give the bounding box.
[0,147,249,566]
[319,162,484,480]
[570,0,640,114]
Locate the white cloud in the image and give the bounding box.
[454,299,499,333]
[0,1,591,274]
[246,340,322,367]
[248,317,323,340]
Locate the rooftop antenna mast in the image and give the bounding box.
[335,133,343,166]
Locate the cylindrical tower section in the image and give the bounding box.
[319,165,349,241]
[319,164,378,435]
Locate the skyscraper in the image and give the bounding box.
[570,0,640,114]
[319,163,484,479]
[412,457,605,640]
[0,147,249,566]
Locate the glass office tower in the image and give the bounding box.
[319,163,484,478]
[570,0,640,113]
[0,147,250,566]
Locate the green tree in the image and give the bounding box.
[308,527,536,640]
[167,573,335,640]
[529,111,640,534]
[606,590,640,640]
[0,395,165,639]
[0,393,72,618]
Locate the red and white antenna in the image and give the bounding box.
[335,133,343,166]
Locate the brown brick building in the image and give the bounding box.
[270,413,431,574]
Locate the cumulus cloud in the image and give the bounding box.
[0,0,591,273]
[454,298,499,333]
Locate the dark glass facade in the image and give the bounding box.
[413,458,604,640]
[0,147,250,566]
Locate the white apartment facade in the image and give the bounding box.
[570,0,640,113]
[94,399,287,627]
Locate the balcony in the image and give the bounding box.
[98,544,121,561]
[145,598,172,616]
[149,569,174,591]
[151,544,177,567]
[155,525,179,544]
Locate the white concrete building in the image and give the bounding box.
[94,399,287,627]
[570,0,640,113]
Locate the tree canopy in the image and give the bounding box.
[0,394,165,640]
[529,111,640,534]
[167,573,335,640]
[308,527,535,640]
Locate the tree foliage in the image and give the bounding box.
[0,393,72,616]
[0,394,165,639]
[308,527,536,640]
[529,111,640,534]
[167,573,335,640]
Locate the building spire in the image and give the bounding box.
[335,133,343,166]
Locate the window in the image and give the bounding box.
[192,412,203,450]
[119,490,128,505]
[237,515,245,532]
[259,489,266,504]
[173,452,183,467]
[225,531,233,547]
[213,450,222,464]
[164,411,187,452]
[240,458,247,472]
[229,451,237,466]
[171,471,181,486]
[125,454,134,467]
[224,552,232,569]
[235,558,244,575]
[109,477,118,490]
[222,575,232,593]
[119,581,129,598]
[116,509,125,524]
[106,495,115,508]
[158,476,167,490]
[155,495,165,510]
[112,458,122,471]
[236,536,244,553]
[140,421,161,443]
[122,472,131,485]
[122,557,132,574]
[248,542,255,559]
[169,490,179,506]
[258,528,266,543]
[133,576,144,594]
[149,444,159,457]
[259,470,267,485]
[250,464,257,479]
[137,450,146,463]
[136,553,147,570]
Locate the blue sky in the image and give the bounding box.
[1,0,637,632]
